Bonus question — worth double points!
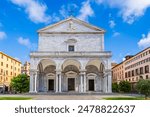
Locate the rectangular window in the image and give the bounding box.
[125,72,127,78]
[135,69,139,75]
[68,45,74,52]
[140,67,143,74]
[132,70,134,76]
[128,71,131,77]
[1,62,3,66]
[145,65,149,73]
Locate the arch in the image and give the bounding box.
[63,65,79,73]
[86,65,99,74]
[44,65,56,74]
[86,59,104,71]
[62,59,81,70]
[37,59,56,72]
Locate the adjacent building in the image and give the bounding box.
[21,61,30,76]
[112,62,124,83]
[0,52,21,91]
[112,47,150,88]
[30,17,112,93]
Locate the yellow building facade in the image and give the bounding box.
[0,52,21,91]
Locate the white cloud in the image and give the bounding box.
[77,0,94,22]
[113,32,120,37]
[138,32,150,49]
[0,31,7,40]
[10,0,50,23]
[59,3,78,18]
[18,37,31,47]
[109,20,116,28]
[94,0,150,24]
[18,37,37,50]
[51,13,60,22]
[59,5,69,18]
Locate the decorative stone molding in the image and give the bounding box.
[65,39,77,43]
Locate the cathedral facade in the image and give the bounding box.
[29,17,112,93]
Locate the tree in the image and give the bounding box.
[10,74,29,93]
[119,81,131,93]
[112,83,119,92]
[136,79,150,99]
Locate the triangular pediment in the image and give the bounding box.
[38,17,105,33]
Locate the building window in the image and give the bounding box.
[125,72,127,78]
[68,45,74,52]
[6,71,8,75]
[140,67,143,74]
[145,65,149,73]
[135,69,139,75]
[128,71,131,77]
[1,62,3,66]
[146,75,149,79]
[132,70,134,76]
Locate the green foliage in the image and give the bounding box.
[0,97,32,100]
[112,83,119,92]
[136,79,150,99]
[119,81,131,93]
[10,74,29,93]
[103,97,146,100]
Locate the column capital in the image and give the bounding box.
[79,69,86,75]
[55,69,62,74]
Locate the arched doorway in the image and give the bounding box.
[62,59,81,92]
[86,59,105,92]
[37,59,56,92]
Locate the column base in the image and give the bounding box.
[29,91,37,93]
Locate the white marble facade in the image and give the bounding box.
[30,17,112,93]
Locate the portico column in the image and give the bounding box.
[59,73,62,92]
[80,74,83,92]
[103,69,112,93]
[107,71,112,93]
[55,73,58,93]
[29,70,37,93]
[83,73,86,93]
[103,75,108,93]
[34,72,37,92]
[29,71,34,93]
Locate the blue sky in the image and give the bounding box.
[0,0,150,64]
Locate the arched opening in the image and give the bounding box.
[86,59,105,92]
[61,59,81,92]
[37,59,56,92]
